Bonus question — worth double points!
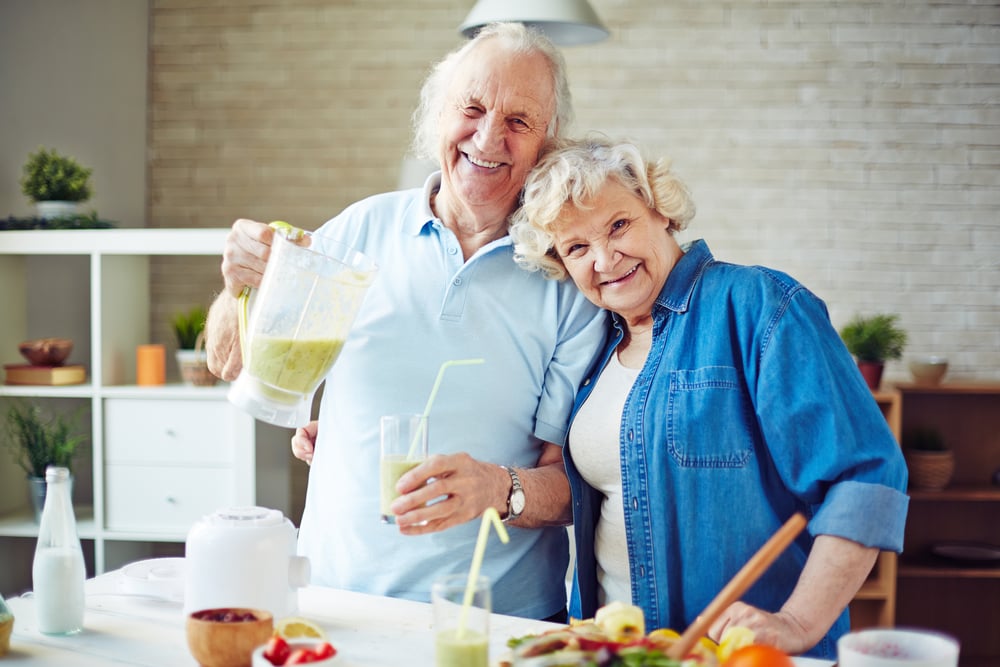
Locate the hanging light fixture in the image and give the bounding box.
[458,0,610,46]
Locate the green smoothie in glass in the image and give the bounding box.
[435,628,488,667]
[379,455,425,523]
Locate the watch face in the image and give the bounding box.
[510,490,526,515]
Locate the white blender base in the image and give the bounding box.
[227,373,312,427]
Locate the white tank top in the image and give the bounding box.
[568,351,639,607]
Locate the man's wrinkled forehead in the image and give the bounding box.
[446,44,556,124]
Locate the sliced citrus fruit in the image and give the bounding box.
[717,625,755,663]
[274,616,325,640]
[698,635,720,655]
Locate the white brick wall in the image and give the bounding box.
[149,0,1000,382]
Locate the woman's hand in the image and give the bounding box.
[708,602,811,655]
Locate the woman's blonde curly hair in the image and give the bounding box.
[511,136,696,281]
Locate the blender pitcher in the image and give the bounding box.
[228,222,377,427]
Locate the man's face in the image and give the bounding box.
[437,40,556,219]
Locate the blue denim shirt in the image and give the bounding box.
[565,240,909,659]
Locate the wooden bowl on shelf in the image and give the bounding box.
[18,337,73,366]
[908,356,948,385]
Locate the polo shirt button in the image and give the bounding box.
[639,565,645,577]
[453,277,463,286]
[447,246,458,255]
[632,497,638,510]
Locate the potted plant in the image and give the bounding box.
[172,305,218,386]
[838,313,907,390]
[20,147,94,220]
[903,427,954,491]
[2,401,87,522]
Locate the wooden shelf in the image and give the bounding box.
[908,486,1000,502]
[894,383,1000,664]
[889,381,1000,395]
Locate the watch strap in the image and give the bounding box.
[500,465,524,523]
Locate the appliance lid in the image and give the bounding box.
[206,506,284,528]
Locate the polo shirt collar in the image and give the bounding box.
[402,171,442,236]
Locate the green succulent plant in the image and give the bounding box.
[20,147,93,203]
[3,402,87,478]
[172,306,208,349]
[838,313,907,363]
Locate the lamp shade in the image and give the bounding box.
[459,0,610,46]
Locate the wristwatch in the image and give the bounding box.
[500,465,525,523]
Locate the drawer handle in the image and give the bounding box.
[165,496,177,505]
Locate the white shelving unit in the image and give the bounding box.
[0,230,292,596]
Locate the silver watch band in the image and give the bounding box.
[500,465,524,523]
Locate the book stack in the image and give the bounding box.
[3,364,86,386]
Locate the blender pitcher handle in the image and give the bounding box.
[236,221,307,362]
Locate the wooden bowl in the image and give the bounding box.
[19,337,73,366]
[186,608,274,667]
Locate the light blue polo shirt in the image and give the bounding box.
[297,174,607,618]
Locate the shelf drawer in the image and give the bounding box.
[104,398,233,465]
[105,464,239,533]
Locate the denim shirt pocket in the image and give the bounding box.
[666,366,754,468]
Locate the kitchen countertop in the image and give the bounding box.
[3,569,834,666]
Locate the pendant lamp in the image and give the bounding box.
[458,0,610,46]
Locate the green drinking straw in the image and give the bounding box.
[457,507,509,638]
[406,358,485,459]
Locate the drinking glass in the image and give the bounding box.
[379,414,428,524]
[432,574,490,667]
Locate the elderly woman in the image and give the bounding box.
[509,136,909,657]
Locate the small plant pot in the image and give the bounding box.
[175,331,219,387]
[176,350,219,387]
[905,450,955,491]
[35,201,79,220]
[857,360,885,390]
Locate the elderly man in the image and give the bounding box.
[205,23,606,621]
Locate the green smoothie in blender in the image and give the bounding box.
[247,335,345,395]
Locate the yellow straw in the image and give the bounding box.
[457,507,509,638]
[406,358,485,459]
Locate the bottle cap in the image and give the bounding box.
[45,466,70,483]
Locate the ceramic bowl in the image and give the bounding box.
[908,356,948,385]
[186,607,274,667]
[18,337,73,366]
[251,638,339,666]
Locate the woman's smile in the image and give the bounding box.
[600,263,640,286]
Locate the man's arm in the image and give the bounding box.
[205,291,243,381]
[205,219,275,381]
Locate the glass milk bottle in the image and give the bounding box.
[32,466,85,635]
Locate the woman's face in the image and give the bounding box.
[551,179,681,324]
[436,40,555,219]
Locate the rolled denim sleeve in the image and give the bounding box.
[755,285,910,552]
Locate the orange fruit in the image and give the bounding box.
[721,644,794,667]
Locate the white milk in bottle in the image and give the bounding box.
[32,466,85,635]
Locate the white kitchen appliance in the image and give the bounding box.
[184,506,310,618]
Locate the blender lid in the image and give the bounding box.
[206,506,284,527]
